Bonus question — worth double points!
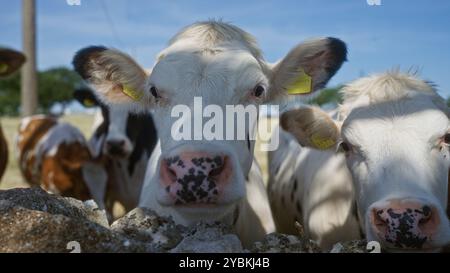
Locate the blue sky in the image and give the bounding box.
[1,0,450,97]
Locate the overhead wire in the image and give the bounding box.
[99,0,126,49]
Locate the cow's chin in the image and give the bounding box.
[381,240,450,253]
[164,202,239,227]
[104,151,131,160]
[383,247,443,253]
[365,231,444,253]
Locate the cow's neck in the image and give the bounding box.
[126,114,157,175]
[107,154,148,211]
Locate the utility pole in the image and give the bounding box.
[21,0,38,116]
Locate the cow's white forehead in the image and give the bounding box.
[337,71,445,120]
[342,98,449,148]
[340,71,437,104]
[149,48,267,105]
[147,21,269,107]
[36,123,87,160]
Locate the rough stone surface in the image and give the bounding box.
[0,188,153,253]
[0,207,155,253]
[170,222,243,253]
[111,207,186,250]
[0,187,411,253]
[0,187,108,227]
[329,240,369,253]
[0,188,247,253]
[251,233,321,253]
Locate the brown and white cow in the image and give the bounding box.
[72,21,347,246]
[74,87,157,215]
[273,71,450,252]
[0,47,26,78]
[0,126,8,183]
[16,115,106,203]
[0,47,26,182]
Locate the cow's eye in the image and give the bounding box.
[339,141,352,153]
[252,85,265,98]
[149,86,160,99]
[443,133,450,145]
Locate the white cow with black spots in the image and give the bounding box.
[270,71,450,252]
[72,21,347,246]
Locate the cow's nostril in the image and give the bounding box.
[167,167,177,181]
[419,207,432,225]
[209,164,224,177]
[208,156,227,177]
[106,140,128,157]
[373,209,388,228]
[107,140,125,148]
[422,205,431,217]
[161,159,178,182]
[371,209,391,241]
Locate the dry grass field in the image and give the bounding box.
[0,114,276,190]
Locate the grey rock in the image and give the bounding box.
[111,207,186,250]
[0,206,157,253]
[329,240,369,253]
[251,233,321,253]
[0,187,373,253]
[171,222,243,253]
[0,188,153,253]
[0,187,109,226]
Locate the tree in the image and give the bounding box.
[38,67,82,113]
[0,67,82,116]
[307,86,343,107]
[0,73,21,116]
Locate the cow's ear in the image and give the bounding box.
[0,48,26,77]
[269,38,347,100]
[72,46,152,110]
[73,88,100,108]
[280,106,339,150]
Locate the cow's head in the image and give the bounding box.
[281,72,450,251]
[72,21,346,224]
[74,87,155,159]
[39,129,93,201]
[0,47,26,78]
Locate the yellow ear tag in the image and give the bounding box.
[310,133,336,150]
[122,85,143,101]
[0,63,8,74]
[287,69,312,95]
[83,98,95,107]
